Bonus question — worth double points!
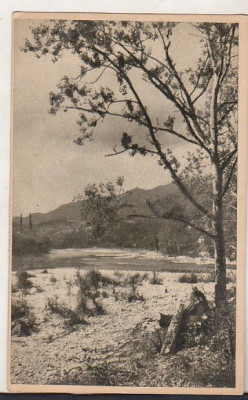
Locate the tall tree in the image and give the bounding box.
[23,21,238,306]
[20,214,23,232]
[29,213,32,231]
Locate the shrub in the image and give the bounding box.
[198,272,215,283]
[149,271,163,285]
[11,299,37,336]
[127,288,145,303]
[16,270,33,291]
[76,296,91,316]
[36,285,44,293]
[11,284,18,293]
[124,273,148,289]
[42,269,48,274]
[12,299,29,320]
[178,272,198,284]
[142,273,149,281]
[46,297,87,327]
[85,269,117,287]
[66,279,73,298]
[113,270,124,279]
[75,270,108,316]
[50,275,57,283]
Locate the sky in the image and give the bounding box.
[12,19,201,216]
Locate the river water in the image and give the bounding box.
[13,247,221,273]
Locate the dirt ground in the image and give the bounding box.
[10,267,235,387]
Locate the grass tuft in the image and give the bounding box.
[178,272,198,284]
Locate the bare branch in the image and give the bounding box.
[221,147,237,170]
[105,148,129,157]
[222,157,237,198]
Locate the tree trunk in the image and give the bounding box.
[212,165,227,306]
[209,72,227,307]
[160,288,209,355]
[161,304,185,355]
[214,218,227,306]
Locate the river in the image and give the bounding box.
[12,247,225,273]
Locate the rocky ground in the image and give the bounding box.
[10,267,236,387]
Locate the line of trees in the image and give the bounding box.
[18,213,33,232]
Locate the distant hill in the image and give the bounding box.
[12,183,187,252]
[13,201,82,226]
[13,183,178,227]
[12,181,236,259]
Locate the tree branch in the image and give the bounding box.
[113,41,211,154]
[222,157,237,198]
[126,211,214,239]
[90,44,212,218]
[221,147,237,170]
[161,215,215,239]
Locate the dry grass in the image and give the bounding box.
[178,272,198,284]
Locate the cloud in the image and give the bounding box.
[12,19,199,216]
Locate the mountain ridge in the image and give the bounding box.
[13,183,177,226]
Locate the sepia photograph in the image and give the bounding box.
[9,13,247,394]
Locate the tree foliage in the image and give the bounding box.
[75,177,124,239]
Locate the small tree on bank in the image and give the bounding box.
[23,21,238,306]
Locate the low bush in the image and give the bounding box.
[16,270,33,291]
[12,299,29,321]
[125,273,147,287]
[36,285,44,293]
[113,270,124,279]
[178,272,198,284]
[198,272,215,283]
[75,270,108,316]
[11,284,18,293]
[50,275,57,283]
[66,279,73,298]
[11,299,37,336]
[127,289,145,303]
[46,297,87,327]
[149,271,163,285]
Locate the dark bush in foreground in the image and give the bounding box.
[178,272,198,284]
[46,297,87,327]
[11,299,37,336]
[127,292,145,303]
[124,273,148,287]
[75,270,109,316]
[16,270,33,291]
